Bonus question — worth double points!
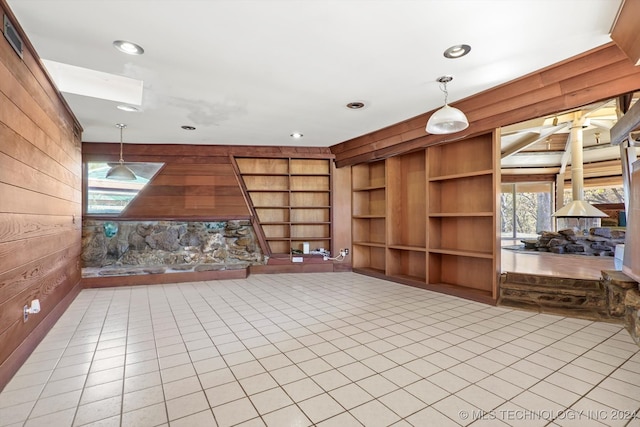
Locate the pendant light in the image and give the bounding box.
[426,76,469,134]
[106,123,136,180]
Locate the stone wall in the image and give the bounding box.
[522,227,625,256]
[82,220,265,276]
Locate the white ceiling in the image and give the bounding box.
[6,0,623,148]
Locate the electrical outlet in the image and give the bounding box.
[23,305,29,322]
[340,248,350,257]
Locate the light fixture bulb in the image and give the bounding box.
[444,44,471,59]
[425,76,469,134]
[117,104,140,112]
[113,40,144,55]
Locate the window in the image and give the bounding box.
[501,182,554,238]
[86,162,163,215]
[563,186,625,205]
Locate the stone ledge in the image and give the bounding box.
[499,272,610,321]
[499,270,640,346]
[82,267,248,288]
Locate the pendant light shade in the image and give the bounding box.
[426,76,469,134]
[106,123,136,180]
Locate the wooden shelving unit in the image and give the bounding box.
[350,132,500,304]
[352,160,387,275]
[386,151,427,284]
[427,134,499,303]
[236,157,332,257]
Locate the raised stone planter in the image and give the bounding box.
[82,220,265,277]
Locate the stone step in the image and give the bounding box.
[499,272,613,321]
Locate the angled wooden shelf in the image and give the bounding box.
[235,157,333,257]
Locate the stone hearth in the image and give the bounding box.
[521,227,625,256]
[82,220,265,277]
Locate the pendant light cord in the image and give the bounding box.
[440,81,449,105]
[117,123,126,164]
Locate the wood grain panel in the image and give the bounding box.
[0,183,80,215]
[138,185,246,197]
[0,213,77,244]
[0,0,82,391]
[0,267,79,364]
[0,153,79,203]
[0,281,81,393]
[161,164,237,175]
[0,229,80,274]
[0,6,80,147]
[0,122,81,191]
[0,56,63,148]
[0,91,77,173]
[0,246,80,304]
[0,260,80,336]
[121,161,249,218]
[125,196,249,208]
[152,175,238,186]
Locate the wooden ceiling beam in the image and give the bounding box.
[610,95,640,145]
[331,40,640,167]
[501,123,570,159]
[610,0,640,66]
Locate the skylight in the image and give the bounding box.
[42,59,143,105]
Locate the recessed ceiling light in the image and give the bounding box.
[181,125,196,130]
[443,44,471,59]
[117,104,140,112]
[346,102,365,109]
[290,132,303,139]
[113,40,144,55]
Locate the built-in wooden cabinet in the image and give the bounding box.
[236,157,332,257]
[350,132,500,303]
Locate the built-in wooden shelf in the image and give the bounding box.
[350,132,500,304]
[428,169,494,181]
[428,212,494,217]
[428,248,493,259]
[236,157,333,257]
[353,241,386,248]
[387,245,427,252]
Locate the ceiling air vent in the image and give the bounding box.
[3,14,23,59]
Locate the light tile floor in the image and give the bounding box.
[1,272,640,427]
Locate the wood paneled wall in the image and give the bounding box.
[0,1,83,390]
[123,161,249,219]
[330,43,640,167]
[83,144,333,220]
